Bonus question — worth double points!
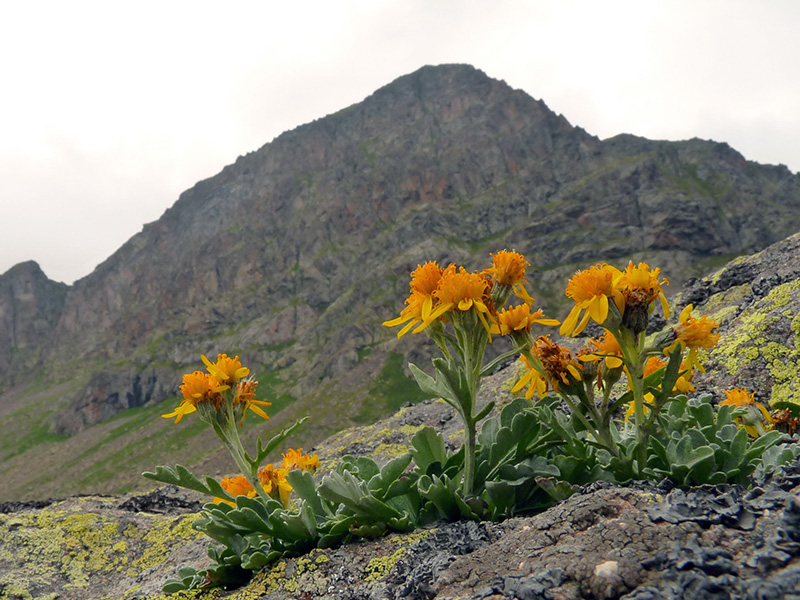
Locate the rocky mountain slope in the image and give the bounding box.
[2,64,800,502]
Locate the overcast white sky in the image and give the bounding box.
[2,1,799,285]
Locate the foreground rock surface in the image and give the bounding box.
[2,466,800,600]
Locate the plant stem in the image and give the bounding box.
[462,417,476,497]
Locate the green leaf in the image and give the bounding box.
[688,401,715,429]
[672,436,715,469]
[162,580,189,594]
[250,417,308,466]
[368,453,413,497]
[142,464,234,502]
[408,363,446,398]
[418,473,478,521]
[318,471,401,521]
[535,476,578,503]
[285,470,326,518]
[242,551,271,570]
[411,427,448,473]
[226,506,273,535]
[474,400,495,423]
[744,430,785,462]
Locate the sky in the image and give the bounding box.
[2,1,799,285]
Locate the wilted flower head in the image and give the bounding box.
[233,378,271,423]
[533,335,583,393]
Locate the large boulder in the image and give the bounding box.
[679,231,800,409]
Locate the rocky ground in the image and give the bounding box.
[2,463,799,600]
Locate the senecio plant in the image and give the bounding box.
[147,253,798,592]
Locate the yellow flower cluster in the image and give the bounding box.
[215,448,319,506]
[162,354,271,424]
[560,261,669,336]
[383,251,557,340]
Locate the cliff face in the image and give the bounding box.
[2,64,800,500]
[0,261,68,385]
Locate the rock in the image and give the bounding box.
[678,231,800,408]
[0,261,68,389]
[5,465,799,599]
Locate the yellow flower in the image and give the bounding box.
[214,474,257,506]
[720,388,774,437]
[233,378,271,422]
[431,267,494,335]
[435,267,490,312]
[640,356,696,394]
[162,371,223,423]
[281,448,320,472]
[625,399,651,422]
[492,303,560,336]
[382,262,453,337]
[487,250,529,287]
[202,353,250,386]
[577,333,624,370]
[511,354,549,400]
[259,464,293,506]
[485,250,535,305]
[560,263,624,336]
[644,356,666,377]
[614,262,670,319]
[410,261,446,296]
[666,305,720,373]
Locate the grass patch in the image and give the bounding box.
[252,369,297,416]
[355,352,433,424]
[0,410,70,459]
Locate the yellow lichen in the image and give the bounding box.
[364,548,407,582]
[129,513,202,575]
[709,279,800,406]
[702,283,751,316]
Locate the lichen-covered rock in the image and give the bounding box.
[678,231,800,409]
[0,489,208,600]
